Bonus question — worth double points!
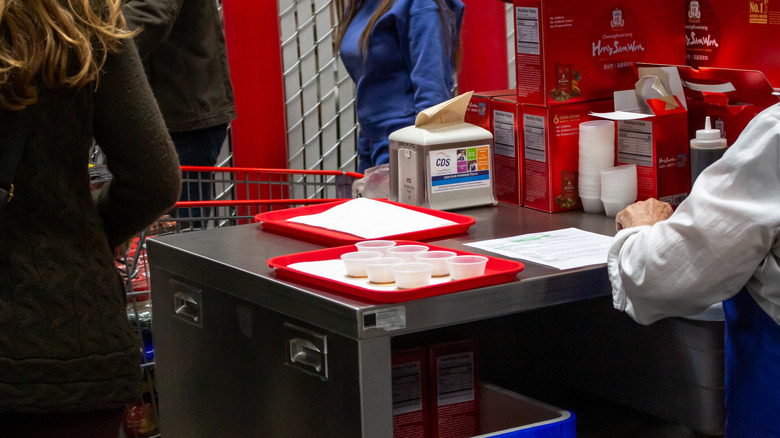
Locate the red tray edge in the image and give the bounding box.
[254,199,477,245]
[267,241,524,303]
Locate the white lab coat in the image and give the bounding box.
[608,103,780,326]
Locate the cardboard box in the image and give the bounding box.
[685,0,780,88]
[429,339,479,438]
[465,90,516,132]
[669,64,777,146]
[596,71,690,206]
[522,99,614,213]
[393,347,430,438]
[513,0,686,106]
[491,95,524,206]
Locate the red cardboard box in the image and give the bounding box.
[513,0,686,106]
[491,95,524,206]
[598,91,690,206]
[465,89,516,132]
[429,339,479,438]
[522,99,614,213]
[685,0,780,88]
[673,65,778,146]
[393,348,430,438]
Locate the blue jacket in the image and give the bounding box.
[340,0,464,170]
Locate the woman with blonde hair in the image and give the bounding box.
[0,0,181,435]
[334,0,464,173]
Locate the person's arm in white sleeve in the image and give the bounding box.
[608,105,780,325]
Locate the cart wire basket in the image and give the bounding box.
[116,166,362,437]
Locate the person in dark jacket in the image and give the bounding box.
[0,0,181,436]
[123,0,236,221]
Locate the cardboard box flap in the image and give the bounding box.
[592,91,684,120]
[639,63,779,107]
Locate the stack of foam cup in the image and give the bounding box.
[578,120,615,213]
[600,164,638,217]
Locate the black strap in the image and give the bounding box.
[1,105,34,210]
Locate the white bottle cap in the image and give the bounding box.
[696,116,722,140]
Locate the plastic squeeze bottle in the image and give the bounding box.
[690,116,727,184]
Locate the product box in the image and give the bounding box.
[685,0,780,88]
[429,339,479,438]
[522,99,614,213]
[393,347,430,438]
[512,0,686,107]
[491,95,524,206]
[596,68,690,206]
[657,64,778,146]
[465,90,516,132]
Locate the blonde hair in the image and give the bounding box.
[0,0,133,110]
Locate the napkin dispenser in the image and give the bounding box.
[389,93,497,211]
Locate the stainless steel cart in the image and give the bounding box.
[118,166,361,437]
[146,204,623,437]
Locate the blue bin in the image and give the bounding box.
[474,383,576,438]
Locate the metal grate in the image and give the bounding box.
[278,0,359,174]
[276,1,515,178]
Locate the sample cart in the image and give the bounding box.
[146,204,724,437]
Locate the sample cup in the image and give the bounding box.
[446,255,489,280]
[414,250,457,277]
[387,245,429,263]
[392,263,434,289]
[364,257,405,284]
[340,251,382,277]
[355,240,397,256]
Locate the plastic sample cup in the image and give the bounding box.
[580,196,604,214]
[392,263,434,289]
[446,255,489,280]
[364,257,405,284]
[355,240,397,256]
[414,250,457,277]
[602,199,633,218]
[340,251,382,277]
[387,244,429,263]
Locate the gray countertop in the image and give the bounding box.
[147,203,618,340]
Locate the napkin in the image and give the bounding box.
[286,198,457,239]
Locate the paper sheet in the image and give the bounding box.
[286,198,458,239]
[289,259,454,291]
[589,111,652,120]
[465,228,612,270]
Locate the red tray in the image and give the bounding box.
[254,199,476,246]
[267,241,524,303]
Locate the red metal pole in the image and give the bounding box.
[222,0,288,169]
[458,0,509,93]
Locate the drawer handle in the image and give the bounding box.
[289,338,323,373]
[173,292,200,324]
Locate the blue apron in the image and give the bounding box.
[723,288,780,436]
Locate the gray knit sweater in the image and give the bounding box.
[0,40,181,412]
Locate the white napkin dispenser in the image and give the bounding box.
[388,121,497,210]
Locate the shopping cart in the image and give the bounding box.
[117,166,362,437]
